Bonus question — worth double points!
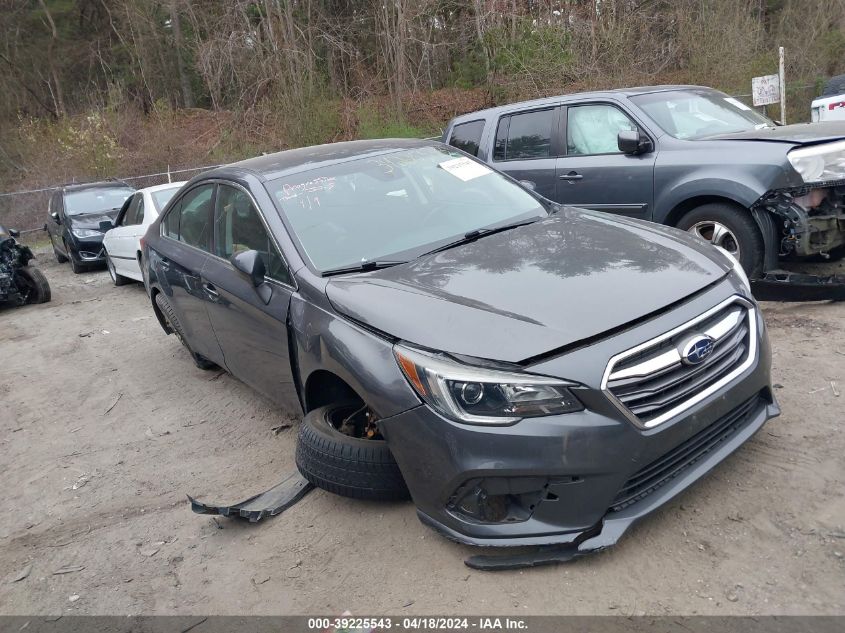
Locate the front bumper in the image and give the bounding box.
[68,235,106,264]
[379,283,778,551]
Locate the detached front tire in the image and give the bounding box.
[17,266,51,304]
[677,203,765,277]
[296,403,409,501]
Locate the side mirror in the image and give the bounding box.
[9,228,20,238]
[618,130,653,155]
[51,211,60,223]
[99,220,114,232]
[231,249,266,287]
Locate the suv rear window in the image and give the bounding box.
[493,109,555,161]
[448,120,485,157]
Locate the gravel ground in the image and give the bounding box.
[1,253,844,616]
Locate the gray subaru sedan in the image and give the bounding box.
[142,138,778,565]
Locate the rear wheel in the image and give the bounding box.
[296,403,409,501]
[676,203,765,277]
[16,266,51,304]
[153,292,218,370]
[106,252,130,286]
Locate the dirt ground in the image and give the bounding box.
[1,251,844,617]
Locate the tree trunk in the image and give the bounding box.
[37,0,65,116]
[170,0,194,108]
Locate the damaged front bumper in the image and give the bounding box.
[754,181,845,258]
[378,290,778,568]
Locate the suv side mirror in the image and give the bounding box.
[618,130,653,155]
[99,220,114,232]
[51,211,61,224]
[9,228,20,238]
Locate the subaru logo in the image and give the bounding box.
[679,334,715,366]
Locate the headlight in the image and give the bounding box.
[394,344,583,425]
[71,228,102,239]
[787,140,845,183]
[715,246,752,294]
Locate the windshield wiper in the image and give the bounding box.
[321,260,407,277]
[419,217,540,257]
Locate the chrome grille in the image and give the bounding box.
[603,296,757,428]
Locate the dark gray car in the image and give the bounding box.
[444,86,845,279]
[142,139,778,564]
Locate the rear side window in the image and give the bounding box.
[122,194,142,226]
[213,185,292,285]
[448,120,485,157]
[493,109,555,161]
[136,197,145,224]
[162,184,214,251]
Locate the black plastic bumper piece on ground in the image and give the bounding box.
[752,271,845,301]
[188,470,314,522]
[465,545,587,571]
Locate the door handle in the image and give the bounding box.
[559,171,583,181]
[159,257,171,271]
[202,282,219,299]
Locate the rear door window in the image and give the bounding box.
[122,194,141,226]
[162,184,214,251]
[447,120,485,157]
[493,109,556,161]
[135,197,145,225]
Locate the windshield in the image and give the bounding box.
[631,89,775,140]
[265,146,547,272]
[64,187,134,216]
[151,186,182,212]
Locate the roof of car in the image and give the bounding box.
[202,138,439,182]
[448,85,713,123]
[138,181,187,194]
[60,180,134,193]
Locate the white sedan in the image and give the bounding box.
[102,181,186,285]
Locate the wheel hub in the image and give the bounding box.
[688,221,741,259]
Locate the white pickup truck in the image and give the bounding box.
[812,74,845,122]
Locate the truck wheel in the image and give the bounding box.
[296,403,410,502]
[16,266,51,304]
[153,292,218,370]
[106,253,130,286]
[677,203,765,277]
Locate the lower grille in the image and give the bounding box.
[609,395,761,512]
[604,296,756,428]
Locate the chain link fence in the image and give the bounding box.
[0,165,222,250]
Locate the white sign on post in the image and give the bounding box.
[751,74,781,106]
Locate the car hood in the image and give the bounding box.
[708,121,845,145]
[68,209,120,230]
[326,210,729,363]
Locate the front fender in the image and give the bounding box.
[655,175,770,223]
[290,295,421,419]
